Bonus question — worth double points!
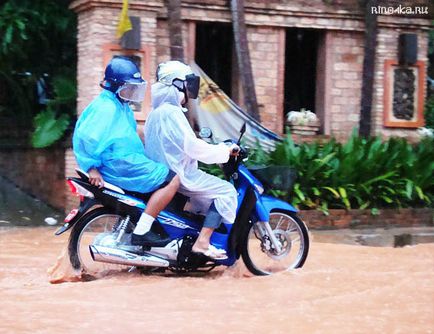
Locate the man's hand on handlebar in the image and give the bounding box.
[229,144,240,157]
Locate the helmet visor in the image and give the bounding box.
[185,74,200,99]
[117,82,147,103]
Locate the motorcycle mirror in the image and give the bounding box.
[237,122,247,144]
[199,127,212,139]
[240,122,247,135]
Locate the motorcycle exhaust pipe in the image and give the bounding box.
[89,245,170,268]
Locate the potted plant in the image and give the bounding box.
[286,108,320,135]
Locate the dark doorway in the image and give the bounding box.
[195,22,233,97]
[284,28,319,116]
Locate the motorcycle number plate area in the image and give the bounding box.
[64,209,79,223]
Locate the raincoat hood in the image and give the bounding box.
[151,82,183,110]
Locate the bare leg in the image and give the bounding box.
[192,227,214,252]
[145,175,180,217]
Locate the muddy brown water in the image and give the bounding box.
[0,226,433,334]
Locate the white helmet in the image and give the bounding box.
[156,61,200,100]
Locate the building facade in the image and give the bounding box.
[4,0,430,211]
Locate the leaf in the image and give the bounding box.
[405,180,413,199]
[415,186,425,201]
[338,187,347,199]
[293,183,305,201]
[323,187,340,198]
[31,109,70,148]
[359,201,370,210]
[362,171,396,187]
[381,196,393,204]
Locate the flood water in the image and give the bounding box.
[1,226,433,333]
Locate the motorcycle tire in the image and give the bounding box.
[68,207,126,272]
[241,210,309,276]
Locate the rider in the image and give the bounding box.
[73,56,179,247]
[145,60,239,260]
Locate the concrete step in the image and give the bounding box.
[311,227,434,247]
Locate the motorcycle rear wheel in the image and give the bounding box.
[68,207,132,275]
[241,211,309,276]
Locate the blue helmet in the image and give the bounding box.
[101,57,147,103]
[103,56,144,85]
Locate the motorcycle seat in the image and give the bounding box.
[75,169,126,194]
[75,169,226,232]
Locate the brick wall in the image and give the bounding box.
[299,208,434,229]
[372,20,430,141]
[248,26,284,133]
[328,30,364,141]
[71,0,431,142]
[73,2,162,116]
[0,147,66,210]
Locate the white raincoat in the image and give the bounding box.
[145,83,237,224]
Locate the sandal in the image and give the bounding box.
[192,246,228,260]
[209,244,227,255]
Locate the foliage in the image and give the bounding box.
[198,162,226,179]
[0,0,76,130]
[425,95,434,130]
[31,74,77,148]
[244,132,434,213]
[197,132,434,213]
[31,107,69,148]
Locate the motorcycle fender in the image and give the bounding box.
[255,195,297,222]
[55,198,99,236]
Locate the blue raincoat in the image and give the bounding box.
[73,90,169,193]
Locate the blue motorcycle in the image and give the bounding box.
[56,124,309,276]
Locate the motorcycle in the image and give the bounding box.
[55,124,309,276]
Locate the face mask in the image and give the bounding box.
[116,82,147,103]
[185,74,200,99]
[177,90,185,105]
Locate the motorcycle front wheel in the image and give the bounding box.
[241,211,309,275]
[68,207,132,275]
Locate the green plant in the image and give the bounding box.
[31,74,76,148]
[246,131,434,212]
[31,107,69,148]
[425,95,434,129]
[0,0,76,130]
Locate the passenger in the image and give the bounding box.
[73,56,179,247]
[145,60,239,260]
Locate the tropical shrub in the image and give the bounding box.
[31,74,76,148]
[0,0,76,145]
[425,95,434,130]
[246,132,434,213]
[202,132,434,213]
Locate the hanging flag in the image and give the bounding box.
[116,0,132,39]
[189,62,281,151]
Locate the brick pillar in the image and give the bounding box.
[328,30,364,141]
[67,0,163,211]
[372,22,430,141]
[70,0,163,116]
[248,26,285,135]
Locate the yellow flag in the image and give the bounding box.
[116,0,132,38]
